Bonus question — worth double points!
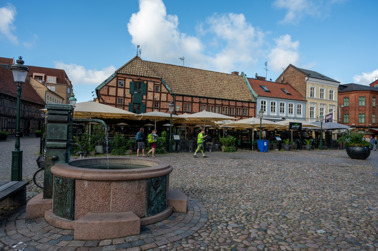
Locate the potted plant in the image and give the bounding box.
[219,136,237,152]
[0,131,9,141]
[283,138,291,151]
[304,139,312,150]
[337,131,370,159]
[34,130,42,137]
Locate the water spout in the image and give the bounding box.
[73,118,109,164]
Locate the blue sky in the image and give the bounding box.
[1,0,378,102]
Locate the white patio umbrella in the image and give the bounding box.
[310,121,350,130]
[184,110,235,127]
[73,101,137,119]
[138,110,178,129]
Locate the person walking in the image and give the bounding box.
[147,129,158,158]
[136,127,146,157]
[194,129,207,158]
[374,136,377,151]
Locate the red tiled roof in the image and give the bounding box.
[0,66,45,105]
[248,78,305,101]
[116,56,255,102]
[28,65,72,87]
[0,57,14,65]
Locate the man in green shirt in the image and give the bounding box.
[194,129,207,157]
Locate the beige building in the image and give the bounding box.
[28,66,73,104]
[29,77,64,104]
[277,65,340,122]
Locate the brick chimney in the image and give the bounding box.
[255,73,266,81]
[231,71,239,76]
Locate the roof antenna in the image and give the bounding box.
[179,57,185,66]
[264,61,269,79]
[136,45,142,57]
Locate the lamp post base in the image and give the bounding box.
[11,150,23,181]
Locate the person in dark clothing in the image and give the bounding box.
[136,127,146,157]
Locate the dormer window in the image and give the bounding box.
[260,85,270,92]
[281,88,291,95]
[47,76,56,83]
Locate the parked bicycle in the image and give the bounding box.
[33,155,45,189]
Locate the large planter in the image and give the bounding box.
[305,145,312,150]
[346,146,370,160]
[283,144,291,151]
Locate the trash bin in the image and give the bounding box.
[257,140,269,152]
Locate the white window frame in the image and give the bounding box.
[296,104,302,117]
[329,90,334,100]
[309,86,315,98]
[319,105,325,117]
[47,76,56,84]
[319,88,325,99]
[270,101,276,115]
[260,100,267,114]
[279,102,285,115]
[288,103,294,117]
[309,105,316,119]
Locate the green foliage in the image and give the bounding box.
[283,138,290,145]
[0,130,9,140]
[219,136,236,147]
[337,131,370,147]
[161,131,167,137]
[74,133,92,153]
[304,139,312,145]
[224,146,237,152]
[34,130,42,134]
[110,133,133,155]
[91,124,105,146]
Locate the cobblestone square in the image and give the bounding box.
[1,137,377,250]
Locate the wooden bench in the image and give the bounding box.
[0,181,29,208]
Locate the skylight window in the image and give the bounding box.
[281,88,291,95]
[260,85,270,92]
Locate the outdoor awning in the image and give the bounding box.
[72,101,137,119]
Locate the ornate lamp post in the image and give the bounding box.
[259,109,264,140]
[68,94,77,154]
[168,102,174,153]
[319,115,324,150]
[11,57,29,181]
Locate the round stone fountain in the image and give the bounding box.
[44,157,174,240]
[26,104,187,240]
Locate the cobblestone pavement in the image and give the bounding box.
[1,137,377,250]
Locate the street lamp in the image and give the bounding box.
[319,115,324,150]
[168,102,174,153]
[259,109,264,140]
[69,94,77,107]
[11,57,29,181]
[69,94,77,155]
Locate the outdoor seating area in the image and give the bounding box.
[65,102,352,156]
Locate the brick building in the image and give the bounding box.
[338,83,378,134]
[276,65,340,122]
[96,56,256,118]
[0,58,45,135]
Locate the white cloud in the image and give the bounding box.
[353,69,378,85]
[127,0,265,73]
[127,0,205,64]
[273,0,343,24]
[268,34,299,72]
[54,62,116,86]
[204,13,264,73]
[0,4,18,44]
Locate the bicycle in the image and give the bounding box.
[33,155,45,189]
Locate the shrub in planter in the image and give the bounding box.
[0,131,9,140]
[304,139,312,150]
[283,138,291,151]
[337,131,370,159]
[219,136,237,152]
[34,130,42,137]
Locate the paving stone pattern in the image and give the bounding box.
[1,137,377,250]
